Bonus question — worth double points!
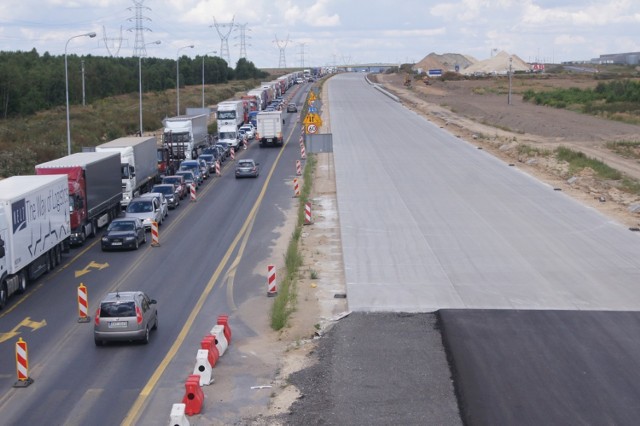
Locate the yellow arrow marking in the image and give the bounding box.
[0,317,47,343]
[74,261,109,278]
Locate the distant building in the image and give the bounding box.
[591,52,640,65]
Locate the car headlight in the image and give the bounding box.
[101,237,108,242]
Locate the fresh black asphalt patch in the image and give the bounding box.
[439,309,640,425]
[261,310,640,425]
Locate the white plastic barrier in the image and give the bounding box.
[210,324,229,357]
[169,403,190,426]
[192,349,214,386]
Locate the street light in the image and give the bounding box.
[139,40,162,136]
[202,51,217,108]
[176,44,194,115]
[65,31,97,155]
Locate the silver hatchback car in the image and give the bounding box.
[94,291,158,346]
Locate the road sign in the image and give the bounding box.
[303,113,322,126]
[306,124,318,134]
[309,106,318,113]
[308,92,316,102]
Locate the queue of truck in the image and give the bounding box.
[0,68,315,309]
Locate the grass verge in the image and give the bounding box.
[556,146,622,180]
[270,154,316,330]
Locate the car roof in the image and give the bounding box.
[140,192,163,199]
[101,291,142,303]
[111,217,140,223]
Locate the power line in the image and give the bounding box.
[235,23,251,60]
[211,15,235,65]
[128,0,152,57]
[274,34,289,68]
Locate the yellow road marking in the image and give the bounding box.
[0,317,47,343]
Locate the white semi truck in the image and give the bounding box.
[163,114,209,160]
[0,175,71,309]
[95,136,159,209]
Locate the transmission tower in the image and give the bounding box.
[102,25,125,57]
[235,23,251,59]
[211,15,235,65]
[128,0,152,57]
[274,34,289,68]
[298,42,307,68]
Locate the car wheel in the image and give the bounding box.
[94,338,104,346]
[134,238,139,250]
[142,233,147,244]
[142,326,150,344]
[153,313,158,330]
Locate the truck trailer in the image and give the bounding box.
[95,136,159,209]
[36,152,122,246]
[163,114,209,160]
[256,110,284,147]
[0,175,70,309]
[216,100,245,129]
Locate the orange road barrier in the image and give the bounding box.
[13,337,33,387]
[190,182,197,202]
[300,143,306,159]
[200,335,220,367]
[215,160,221,176]
[304,202,313,225]
[293,178,300,198]
[77,283,90,323]
[182,375,204,416]
[151,221,160,246]
[296,160,302,176]
[230,147,235,161]
[217,315,232,343]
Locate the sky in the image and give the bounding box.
[0,0,639,68]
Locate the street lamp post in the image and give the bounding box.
[139,40,162,136]
[508,56,513,105]
[176,45,194,116]
[65,31,97,155]
[202,51,217,108]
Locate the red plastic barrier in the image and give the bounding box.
[217,315,231,343]
[182,374,204,416]
[200,335,219,367]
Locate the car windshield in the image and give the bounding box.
[152,186,171,195]
[163,177,180,185]
[239,161,253,167]
[100,301,136,318]
[109,221,135,231]
[200,154,213,162]
[177,172,194,181]
[127,201,152,213]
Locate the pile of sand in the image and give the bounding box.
[413,52,476,73]
[462,51,530,75]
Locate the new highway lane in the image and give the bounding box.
[283,73,640,425]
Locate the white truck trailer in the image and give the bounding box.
[163,114,209,160]
[256,110,284,147]
[95,136,159,209]
[0,175,71,309]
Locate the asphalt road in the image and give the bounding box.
[0,84,310,425]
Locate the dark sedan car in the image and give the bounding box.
[101,218,146,251]
[235,159,259,178]
[151,184,180,209]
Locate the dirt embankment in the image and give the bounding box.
[374,73,640,228]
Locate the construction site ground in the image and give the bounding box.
[239,72,640,424]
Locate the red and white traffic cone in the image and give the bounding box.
[190,183,197,202]
[77,283,90,323]
[151,221,160,246]
[267,265,277,297]
[296,160,302,176]
[300,144,306,159]
[13,337,33,387]
[215,160,221,176]
[230,147,235,161]
[304,202,312,225]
